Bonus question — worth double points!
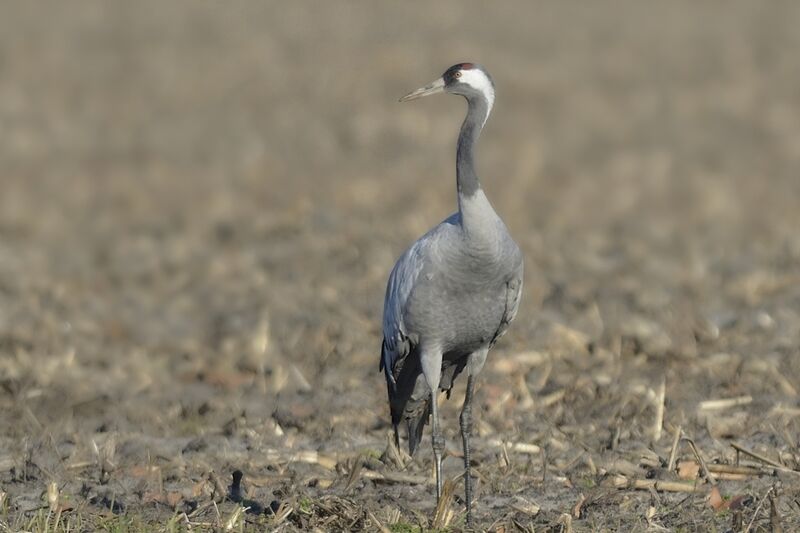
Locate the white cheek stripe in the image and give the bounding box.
[460,69,495,125]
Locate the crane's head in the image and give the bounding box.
[400,63,495,110]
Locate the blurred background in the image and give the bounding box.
[1,1,799,529]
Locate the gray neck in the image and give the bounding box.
[456,95,489,201]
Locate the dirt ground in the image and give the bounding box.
[1,2,800,531]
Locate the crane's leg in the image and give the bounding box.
[460,374,476,528]
[420,347,444,502]
[461,349,487,529]
[430,388,444,500]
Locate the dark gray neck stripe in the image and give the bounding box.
[456,95,489,199]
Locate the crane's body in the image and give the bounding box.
[379,63,523,527]
[382,202,522,446]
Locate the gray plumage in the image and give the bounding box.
[379,63,523,527]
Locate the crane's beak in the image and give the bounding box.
[399,77,445,102]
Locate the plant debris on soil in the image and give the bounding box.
[1,2,800,532]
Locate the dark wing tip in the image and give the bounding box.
[380,341,397,392]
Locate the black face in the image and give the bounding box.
[443,63,475,88]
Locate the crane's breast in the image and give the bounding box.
[403,265,512,355]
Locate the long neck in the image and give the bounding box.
[455,94,501,242]
[456,96,489,201]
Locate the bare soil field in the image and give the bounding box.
[1,2,800,531]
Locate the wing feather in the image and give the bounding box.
[380,214,459,389]
[380,238,426,390]
[491,261,523,346]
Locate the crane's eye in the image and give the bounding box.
[454,71,462,79]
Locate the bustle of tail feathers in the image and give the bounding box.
[387,346,469,456]
[384,342,428,455]
[406,399,431,456]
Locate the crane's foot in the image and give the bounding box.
[464,469,474,529]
